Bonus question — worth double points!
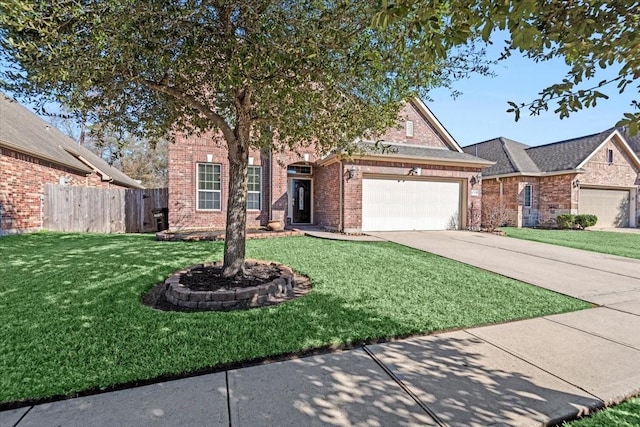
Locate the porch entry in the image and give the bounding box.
[291,178,312,224]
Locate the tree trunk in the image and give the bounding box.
[222,90,252,277]
[222,139,249,277]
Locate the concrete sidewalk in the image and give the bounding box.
[3,231,640,426]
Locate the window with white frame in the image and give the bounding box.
[405,120,414,137]
[247,166,261,210]
[197,163,221,210]
[524,184,532,208]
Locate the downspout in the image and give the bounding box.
[339,160,344,232]
[269,146,273,221]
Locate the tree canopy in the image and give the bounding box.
[376,0,640,134]
[0,1,490,275]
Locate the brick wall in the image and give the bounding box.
[0,147,122,234]
[580,139,638,187]
[168,132,316,230]
[313,162,341,229]
[375,102,451,148]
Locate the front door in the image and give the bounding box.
[292,179,311,223]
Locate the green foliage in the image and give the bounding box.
[0,1,489,150]
[565,397,640,427]
[0,233,588,403]
[556,214,576,229]
[574,214,598,229]
[376,1,640,134]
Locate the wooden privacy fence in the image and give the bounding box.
[43,184,168,233]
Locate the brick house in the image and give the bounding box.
[168,98,492,233]
[0,94,144,235]
[463,129,640,228]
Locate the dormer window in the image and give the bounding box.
[607,149,614,164]
[405,120,414,138]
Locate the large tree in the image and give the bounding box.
[0,1,489,276]
[376,0,640,133]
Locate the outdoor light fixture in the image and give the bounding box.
[573,179,581,188]
[470,173,482,186]
[408,167,421,176]
[347,165,357,180]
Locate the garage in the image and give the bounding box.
[579,188,630,228]
[361,177,461,231]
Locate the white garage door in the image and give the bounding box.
[362,178,461,231]
[579,188,630,228]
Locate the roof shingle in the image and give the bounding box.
[0,94,143,189]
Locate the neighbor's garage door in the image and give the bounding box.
[361,178,461,231]
[579,188,630,228]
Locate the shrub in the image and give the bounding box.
[482,196,510,232]
[556,214,575,229]
[575,214,598,229]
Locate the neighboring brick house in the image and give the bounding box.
[168,98,492,233]
[0,94,144,235]
[463,129,640,228]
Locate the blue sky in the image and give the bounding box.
[425,44,636,148]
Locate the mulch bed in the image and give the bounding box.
[180,262,282,291]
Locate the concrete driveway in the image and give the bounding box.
[367,230,640,308]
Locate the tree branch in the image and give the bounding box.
[142,79,236,143]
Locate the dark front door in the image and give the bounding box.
[292,179,311,223]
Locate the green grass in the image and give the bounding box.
[504,228,640,260]
[565,397,640,426]
[0,232,590,404]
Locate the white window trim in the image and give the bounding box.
[405,120,414,137]
[196,163,222,211]
[524,184,532,208]
[247,166,261,211]
[607,148,614,164]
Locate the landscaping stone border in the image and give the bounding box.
[162,259,310,311]
[156,229,303,242]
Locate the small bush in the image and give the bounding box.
[482,196,510,232]
[556,214,575,229]
[575,214,598,229]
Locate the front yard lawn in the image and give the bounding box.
[503,228,640,260]
[564,396,640,426]
[0,233,589,405]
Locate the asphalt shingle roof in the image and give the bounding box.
[359,141,492,164]
[462,129,632,177]
[526,130,611,172]
[462,137,537,176]
[0,94,143,189]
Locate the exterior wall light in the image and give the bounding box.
[347,165,357,180]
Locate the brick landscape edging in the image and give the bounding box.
[164,259,308,310]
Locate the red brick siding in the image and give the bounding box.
[482,137,640,228]
[313,162,341,230]
[483,175,578,227]
[168,132,316,230]
[375,103,450,148]
[0,147,123,234]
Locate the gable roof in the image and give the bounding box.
[0,94,143,189]
[464,129,640,177]
[463,137,539,176]
[409,98,463,153]
[618,127,640,154]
